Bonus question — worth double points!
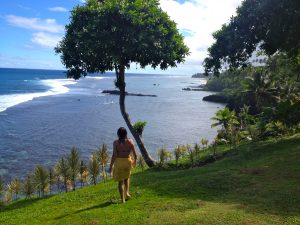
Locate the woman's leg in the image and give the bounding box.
[118,181,125,203]
[124,178,130,198]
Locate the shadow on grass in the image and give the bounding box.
[54,201,114,220]
[132,135,300,216]
[0,196,52,212]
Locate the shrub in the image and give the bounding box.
[133,121,147,136]
[265,120,287,136]
[157,148,172,167]
[200,138,209,149]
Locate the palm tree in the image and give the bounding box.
[55,157,70,193]
[22,175,35,198]
[97,144,110,183]
[67,146,80,191]
[34,165,49,197]
[242,68,280,111]
[48,168,55,194]
[8,178,21,200]
[79,160,87,187]
[211,107,239,130]
[88,152,100,185]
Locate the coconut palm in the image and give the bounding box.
[8,178,21,200]
[88,152,100,185]
[48,168,55,194]
[242,69,280,111]
[34,165,49,197]
[97,144,110,183]
[67,146,80,191]
[55,157,70,193]
[23,175,35,198]
[79,160,87,187]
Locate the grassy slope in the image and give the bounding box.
[1,134,300,225]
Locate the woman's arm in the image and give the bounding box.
[130,139,137,166]
[109,141,117,173]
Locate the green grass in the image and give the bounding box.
[1,134,300,225]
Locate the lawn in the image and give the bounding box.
[1,134,300,225]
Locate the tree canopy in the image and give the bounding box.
[55,0,189,79]
[204,0,300,74]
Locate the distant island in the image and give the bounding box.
[191,73,207,78]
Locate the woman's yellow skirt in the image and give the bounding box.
[113,157,132,181]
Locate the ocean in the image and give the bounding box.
[0,68,224,181]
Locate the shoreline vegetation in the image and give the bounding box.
[0,133,299,224]
[1,0,299,224]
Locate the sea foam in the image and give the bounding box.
[0,79,76,113]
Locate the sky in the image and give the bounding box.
[0,0,243,75]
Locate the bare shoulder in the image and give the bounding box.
[128,138,135,146]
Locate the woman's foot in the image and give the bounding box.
[125,194,131,200]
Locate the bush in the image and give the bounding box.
[133,121,147,136]
[157,148,172,167]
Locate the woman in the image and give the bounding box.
[109,127,137,203]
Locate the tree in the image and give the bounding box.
[97,144,109,183]
[174,145,182,167]
[55,157,70,193]
[22,175,35,198]
[55,0,189,167]
[242,68,280,111]
[204,0,300,74]
[88,152,100,185]
[48,168,55,194]
[79,160,88,187]
[9,178,21,200]
[67,146,80,191]
[34,165,49,197]
[211,107,239,130]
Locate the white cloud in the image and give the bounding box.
[31,32,62,48]
[5,15,64,33]
[48,7,68,12]
[159,0,243,73]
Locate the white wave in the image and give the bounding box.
[0,79,76,113]
[85,76,107,80]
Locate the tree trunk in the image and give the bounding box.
[115,65,155,167]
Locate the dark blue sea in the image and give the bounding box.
[0,68,224,181]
